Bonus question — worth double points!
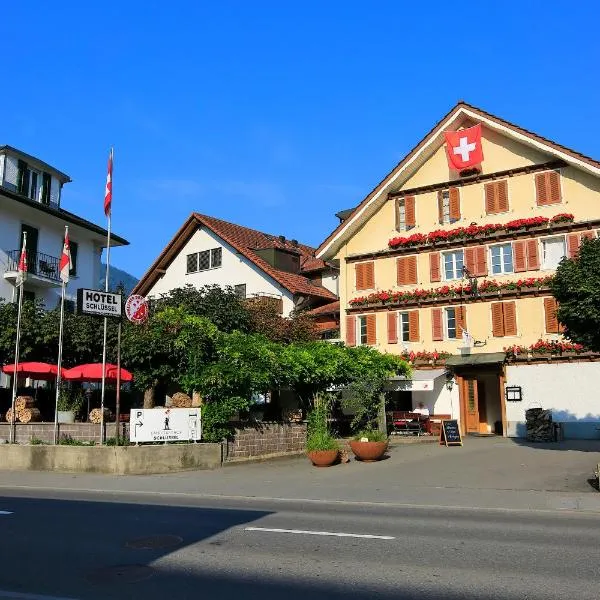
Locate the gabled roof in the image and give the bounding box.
[308,300,340,317]
[0,145,71,183]
[133,212,337,300]
[316,101,600,260]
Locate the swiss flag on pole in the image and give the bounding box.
[59,227,72,284]
[16,234,27,287]
[104,148,113,217]
[444,124,484,171]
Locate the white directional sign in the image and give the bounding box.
[130,408,201,443]
[77,288,122,318]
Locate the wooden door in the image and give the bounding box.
[463,377,479,433]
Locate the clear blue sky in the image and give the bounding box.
[5,1,600,277]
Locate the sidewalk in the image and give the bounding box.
[1,437,599,514]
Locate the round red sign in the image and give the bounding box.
[125,294,149,324]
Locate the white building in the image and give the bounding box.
[0,145,128,308]
[133,212,338,316]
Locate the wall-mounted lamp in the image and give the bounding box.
[444,370,455,392]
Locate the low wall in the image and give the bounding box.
[226,421,306,460]
[0,422,129,445]
[0,443,223,474]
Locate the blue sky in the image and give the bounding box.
[5,1,600,277]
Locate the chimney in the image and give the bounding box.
[278,235,286,244]
[291,239,298,246]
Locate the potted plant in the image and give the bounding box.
[57,388,84,424]
[306,395,340,467]
[349,429,389,462]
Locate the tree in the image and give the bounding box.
[0,299,48,365]
[245,299,318,343]
[551,238,600,350]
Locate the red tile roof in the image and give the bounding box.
[308,300,340,317]
[134,213,337,301]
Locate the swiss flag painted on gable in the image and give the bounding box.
[444,124,484,171]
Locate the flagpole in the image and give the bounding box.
[53,226,69,445]
[100,147,113,445]
[10,232,27,444]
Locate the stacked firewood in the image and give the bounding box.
[89,408,112,424]
[170,392,192,408]
[525,408,554,442]
[5,396,41,423]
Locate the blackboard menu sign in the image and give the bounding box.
[439,419,463,447]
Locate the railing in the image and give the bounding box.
[5,249,61,282]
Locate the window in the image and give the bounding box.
[490,244,513,275]
[358,316,368,345]
[399,312,410,342]
[443,250,464,280]
[542,237,566,270]
[186,247,223,274]
[445,307,457,339]
[355,261,375,290]
[41,173,51,205]
[491,302,517,337]
[16,160,44,201]
[234,284,246,299]
[396,196,415,231]
[535,171,561,205]
[69,241,78,277]
[485,180,509,214]
[441,190,450,224]
[397,199,406,231]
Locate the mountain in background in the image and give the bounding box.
[99,263,139,295]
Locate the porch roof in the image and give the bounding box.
[445,352,506,368]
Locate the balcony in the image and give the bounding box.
[4,249,61,287]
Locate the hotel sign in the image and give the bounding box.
[77,288,122,318]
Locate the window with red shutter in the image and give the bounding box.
[544,297,559,334]
[491,303,505,337]
[346,315,356,346]
[535,173,548,206]
[408,310,420,342]
[387,312,398,344]
[397,258,406,285]
[449,188,461,222]
[429,252,441,282]
[484,183,496,215]
[404,196,416,229]
[406,256,418,285]
[497,180,509,213]
[437,191,444,224]
[364,262,375,289]
[464,247,476,274]
[366,314,377,346]
[513,241,527,272]
[485,181,509,214]
[526,239,540,271]
[456,305,466,336]
[503,302,517,336]
[475,245,487,276]
[536,171,562,205]
[431,308,443,341]
[355,263,365,290]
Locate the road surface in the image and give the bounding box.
[0,488,598,599]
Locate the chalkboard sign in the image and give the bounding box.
[439,419,462,447]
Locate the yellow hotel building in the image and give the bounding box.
[316,102,600,439]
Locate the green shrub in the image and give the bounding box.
[58,435,96,446]
[353,429,388,443]
[306,394,339,452]
[30,437,46,445]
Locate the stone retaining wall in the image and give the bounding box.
[0,422,129,444]
[226,421,306,460]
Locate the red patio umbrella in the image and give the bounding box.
[2,362,58,381]
[62,363,133,382]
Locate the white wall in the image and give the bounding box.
[506,362,600,439]
[320,270,339,296]
[412,376,460,420]
[0,195,105,307]
[147,226,296,316]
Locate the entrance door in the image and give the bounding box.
[463,377,479,433]
[20,224,38,274]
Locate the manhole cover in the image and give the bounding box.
[125,534,183,550]
[86,565,154,584]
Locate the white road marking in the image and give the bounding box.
[244,526,395,540]
[0,511,13,515]
[0,591,79,600]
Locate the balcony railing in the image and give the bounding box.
[5,249,61,283]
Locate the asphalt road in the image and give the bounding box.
[0,489,599,600]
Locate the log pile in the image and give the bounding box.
[170,392,192,408]
[525,408,554,442]
[89,408,112,424]
[5,397,41,423]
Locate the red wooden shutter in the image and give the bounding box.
[491,303,505,337]
[366,314,377,346]
[497,180,509,213]
[526,239,540,270]
[544,297,559,333]
[581,231,596,242]
[449,188,461,222]
[408,310,420,342]
[456,306,466,335]
[355,264,365,290]
[404,196,416,229]
[475,245,487,276]
[567,233,580,259]
[364,262,375,289]
[548,171,561,204]
[397,257,406,285]
[503,301,517,336]
[407,256,418,284]
[464,247,476,274]
[431,308,443,341]
[346,316,356,346]
[437,191,444,224]
[387,312,398,344]
[484,183,496,214]
[513,241,527,272]
[429,252,441,282]
[535,173,548,206]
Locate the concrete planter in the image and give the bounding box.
[307,450,339,467]
[57,411,75,424]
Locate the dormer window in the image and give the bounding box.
[16,160,52,204]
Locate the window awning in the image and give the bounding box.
[386,369,446,392]
[445,352,506,368]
